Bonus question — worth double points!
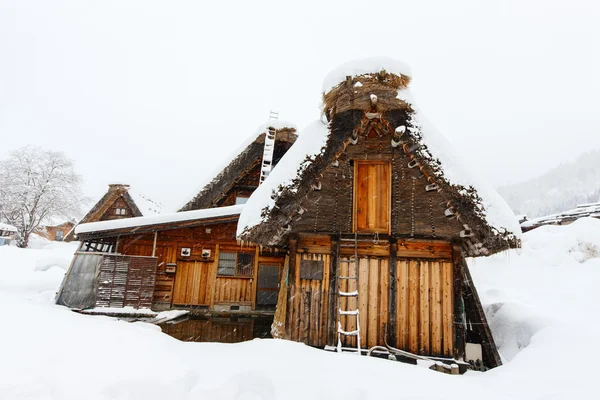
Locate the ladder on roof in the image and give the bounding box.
[336,233,362,355]
[259,111,279,185]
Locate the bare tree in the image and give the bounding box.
[0,146,83,247]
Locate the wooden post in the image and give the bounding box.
[209,244,219,309]
[251,245,260,311]
[388,239,398,347]
[288,239,298,340]
[452,244,465,361]
[152,231,158,257]
[327,236,339,346]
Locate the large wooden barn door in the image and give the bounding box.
[172,261,210,306]
[396,259,454,356]
[354,161,391,233]
[338,257,389,349]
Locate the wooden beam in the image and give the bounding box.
[388,240,397,347]
[452,245,465,361]
[327,237,339,346]
[152,232,158,257]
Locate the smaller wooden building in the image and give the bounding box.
[521,202,600,232]
[57,123,297,312]
[38,220,76,242]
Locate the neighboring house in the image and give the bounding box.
[0,222,19,246]
[237,59,521,369]
[38,220,77,242]
[521,202,600,232]
[64,184,163,241]
[56,123,297,312]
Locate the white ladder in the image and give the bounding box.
[336,234,361,355]
[259,111,279,185]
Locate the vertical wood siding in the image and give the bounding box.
[396,259,454,356]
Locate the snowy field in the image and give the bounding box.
[1,221,599,400]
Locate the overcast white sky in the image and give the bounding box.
[1,0,599,213]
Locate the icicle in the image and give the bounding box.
[312,181,322,191]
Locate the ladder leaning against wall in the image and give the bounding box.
[336,233,362,354]
[259,110,279,185]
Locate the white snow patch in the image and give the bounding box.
[237,120,329,236]
[129,190,164,216]
[156,309,189,321]
[321,57,412,93]
[0,222,18,232]
[76,204,244,234]
[84,307,157,315]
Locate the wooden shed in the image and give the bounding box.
[237,59,521,369]
[58,123,297,312]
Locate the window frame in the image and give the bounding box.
[217,251,255,278]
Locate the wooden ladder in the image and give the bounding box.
[259,111,279,185]
[336,233,362,355]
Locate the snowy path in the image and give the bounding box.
[1,221,599,399]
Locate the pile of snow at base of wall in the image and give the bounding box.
[1,219,600,399]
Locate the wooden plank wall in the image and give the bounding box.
[396,259,454,356]
[213,277,253,304]
[288,252,330,347]
[338,257,389,349]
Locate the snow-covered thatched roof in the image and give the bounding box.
[178,121,297,212]
[238,58,521,256]
[521,202,600,232]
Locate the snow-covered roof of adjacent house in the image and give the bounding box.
[76,204,244,235]
[178,120,297,212]
[521,202,600,231]
[0,222,18,232]
[238,58,521,256]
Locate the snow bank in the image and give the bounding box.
[237,120,329,236]
[321,57,412,93]
[76,204,244,234]
[1,218,600,398]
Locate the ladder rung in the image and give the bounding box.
[339,276,357,279]
[339,290,358,297]
[338,328,360,336]
[339,309,359,316]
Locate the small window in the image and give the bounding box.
[235,196,249,205]
[300,260,324,280]
[218,252,255,277]
[115,208,127,216]
[55,230,64,241]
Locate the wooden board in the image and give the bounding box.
[395,259,454,357]
[353,161,391,233]
[172,261,211,305]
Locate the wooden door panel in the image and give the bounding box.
[354,162,390,233]
[173,261,209,306]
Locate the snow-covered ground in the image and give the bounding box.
[1,221,599,399]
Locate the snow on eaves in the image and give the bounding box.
[237,120,329,237]
[396,88,521,239]
[321,57,412,94]
[174,120,296,212]
[76,204,244,235]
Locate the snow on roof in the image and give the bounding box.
[175,120,296,212]
[395,87,522,239]
[237,120,329,237]
[521,202,600,230]
[128,190,164,216]
[76,204,244,235]
[321,57,412,94]
[0,222,18,232]
[239,58,521,242]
